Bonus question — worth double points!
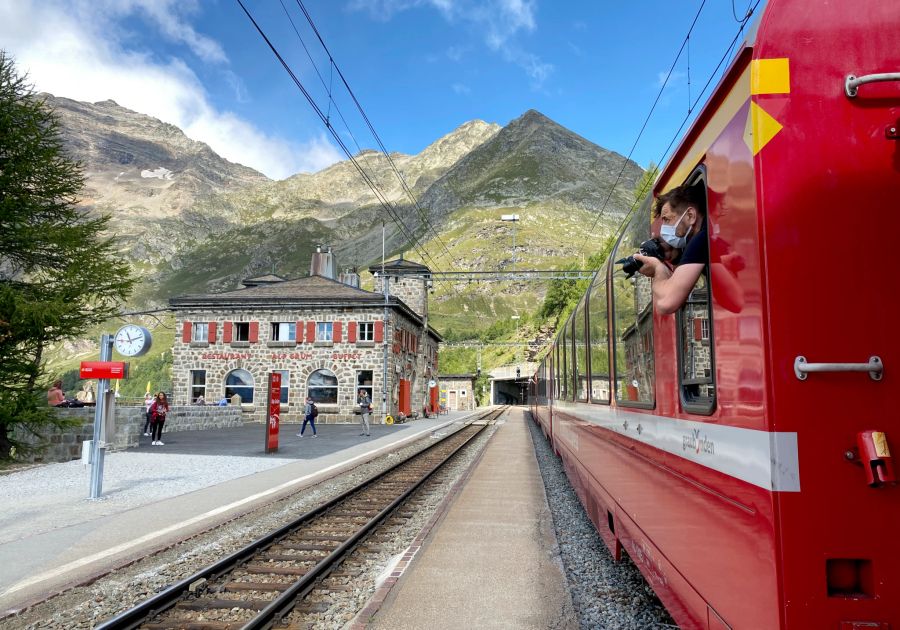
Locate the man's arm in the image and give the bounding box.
[633,255,704,315]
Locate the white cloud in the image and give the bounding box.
[0,0,341,179]
[105,0,228,64]
[657,69,686,89]
[349,0,552,86]
[451,82,471,94]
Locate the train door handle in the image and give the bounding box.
[845,72,900,98]
[794,356,883,381]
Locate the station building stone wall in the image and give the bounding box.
[170,255,441,425]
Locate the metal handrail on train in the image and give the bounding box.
[844,72,900,97]
[793,355,883,381]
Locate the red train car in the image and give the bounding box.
[530,1,899,628]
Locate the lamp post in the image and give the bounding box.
[511,314,520,361]
[500,214,520,271]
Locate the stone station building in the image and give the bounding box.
[169,249,441,425]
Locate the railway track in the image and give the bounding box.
[96,407,508,630]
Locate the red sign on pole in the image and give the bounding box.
[265,372,282,453]
[80,361,129,380]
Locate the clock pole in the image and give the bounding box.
[89,333,114,499]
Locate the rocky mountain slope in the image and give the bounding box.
[47,95,267,217]
[423,109,639,215]
[48,95,643,332]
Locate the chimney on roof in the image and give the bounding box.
[310,244,336,280]
[339,267,361,288]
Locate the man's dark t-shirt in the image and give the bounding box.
[680,220,708,267]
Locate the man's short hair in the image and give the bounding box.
[653,184,705,218]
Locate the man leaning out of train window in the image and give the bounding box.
[633,184,707,315]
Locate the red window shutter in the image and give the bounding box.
[296,321,304,343]
[693,319,703,341]
[348,321,357,343]
[333,321,342,343]
[374,320,384,342]
[208,322,217,344]
[182,321,192,343]
[307,321,316,343]
[223,321,232,343]
[249,321,259,343]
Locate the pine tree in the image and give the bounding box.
[0,51,134,461]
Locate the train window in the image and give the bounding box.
[574,298,589,402]
[676,174,717,414]
[560,323,570,401]
[612,197,655,408]
[554,341,560,400]
[588,261,611,404]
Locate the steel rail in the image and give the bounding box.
[244,416,499,629]
[95,407,506,630]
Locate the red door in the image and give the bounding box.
[399,379,411,416]
[429,386,439,413]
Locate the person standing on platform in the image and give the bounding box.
[142,392,153,436]
[297,395,317,437]
[149,391,169,446]
[358,389,372,437]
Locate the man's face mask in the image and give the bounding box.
[660,209,689,249]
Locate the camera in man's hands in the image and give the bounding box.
[616,238,666,278]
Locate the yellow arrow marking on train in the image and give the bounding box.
[744,101,784,156]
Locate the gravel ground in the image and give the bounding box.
[526,418,677,630]
[0,452,298,544]
[0,423,481,629]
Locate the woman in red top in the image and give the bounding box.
[149,392,169,445]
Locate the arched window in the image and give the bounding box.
[308,369,338,404]
[225,369,254,404]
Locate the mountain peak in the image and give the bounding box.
[421,108,643,215]
[515,109,553,124]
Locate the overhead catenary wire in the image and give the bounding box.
[587,0,761,268]
[292,1,454,258]
[290,0,481,309]
[276,0,365,157]
[284,0,499,317]
[575,0,709,264]
[238,5,438,274]
[235,0,440,273]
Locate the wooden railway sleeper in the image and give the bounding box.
[96,422,490,630]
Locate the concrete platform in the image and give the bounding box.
[361,408,577,629]
[0,412,472,614]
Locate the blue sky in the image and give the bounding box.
[0,0,761,179]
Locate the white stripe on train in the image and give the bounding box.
[545,400,800,492]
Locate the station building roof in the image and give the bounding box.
[169,274,442,342]
[367,256,431,276]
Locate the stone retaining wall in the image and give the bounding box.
[13,405,244,464]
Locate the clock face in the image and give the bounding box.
[114,325,152,357]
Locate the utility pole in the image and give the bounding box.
[381,222,389,420]
[501,214,520,271]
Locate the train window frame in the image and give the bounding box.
[675,168,718,416]
[559,319,572,400]
[554,341,560,401]
[573,297,589,402]
[588,260,611,405]
[611,195,656,410]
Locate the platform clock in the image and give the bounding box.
[114,324,152,357]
